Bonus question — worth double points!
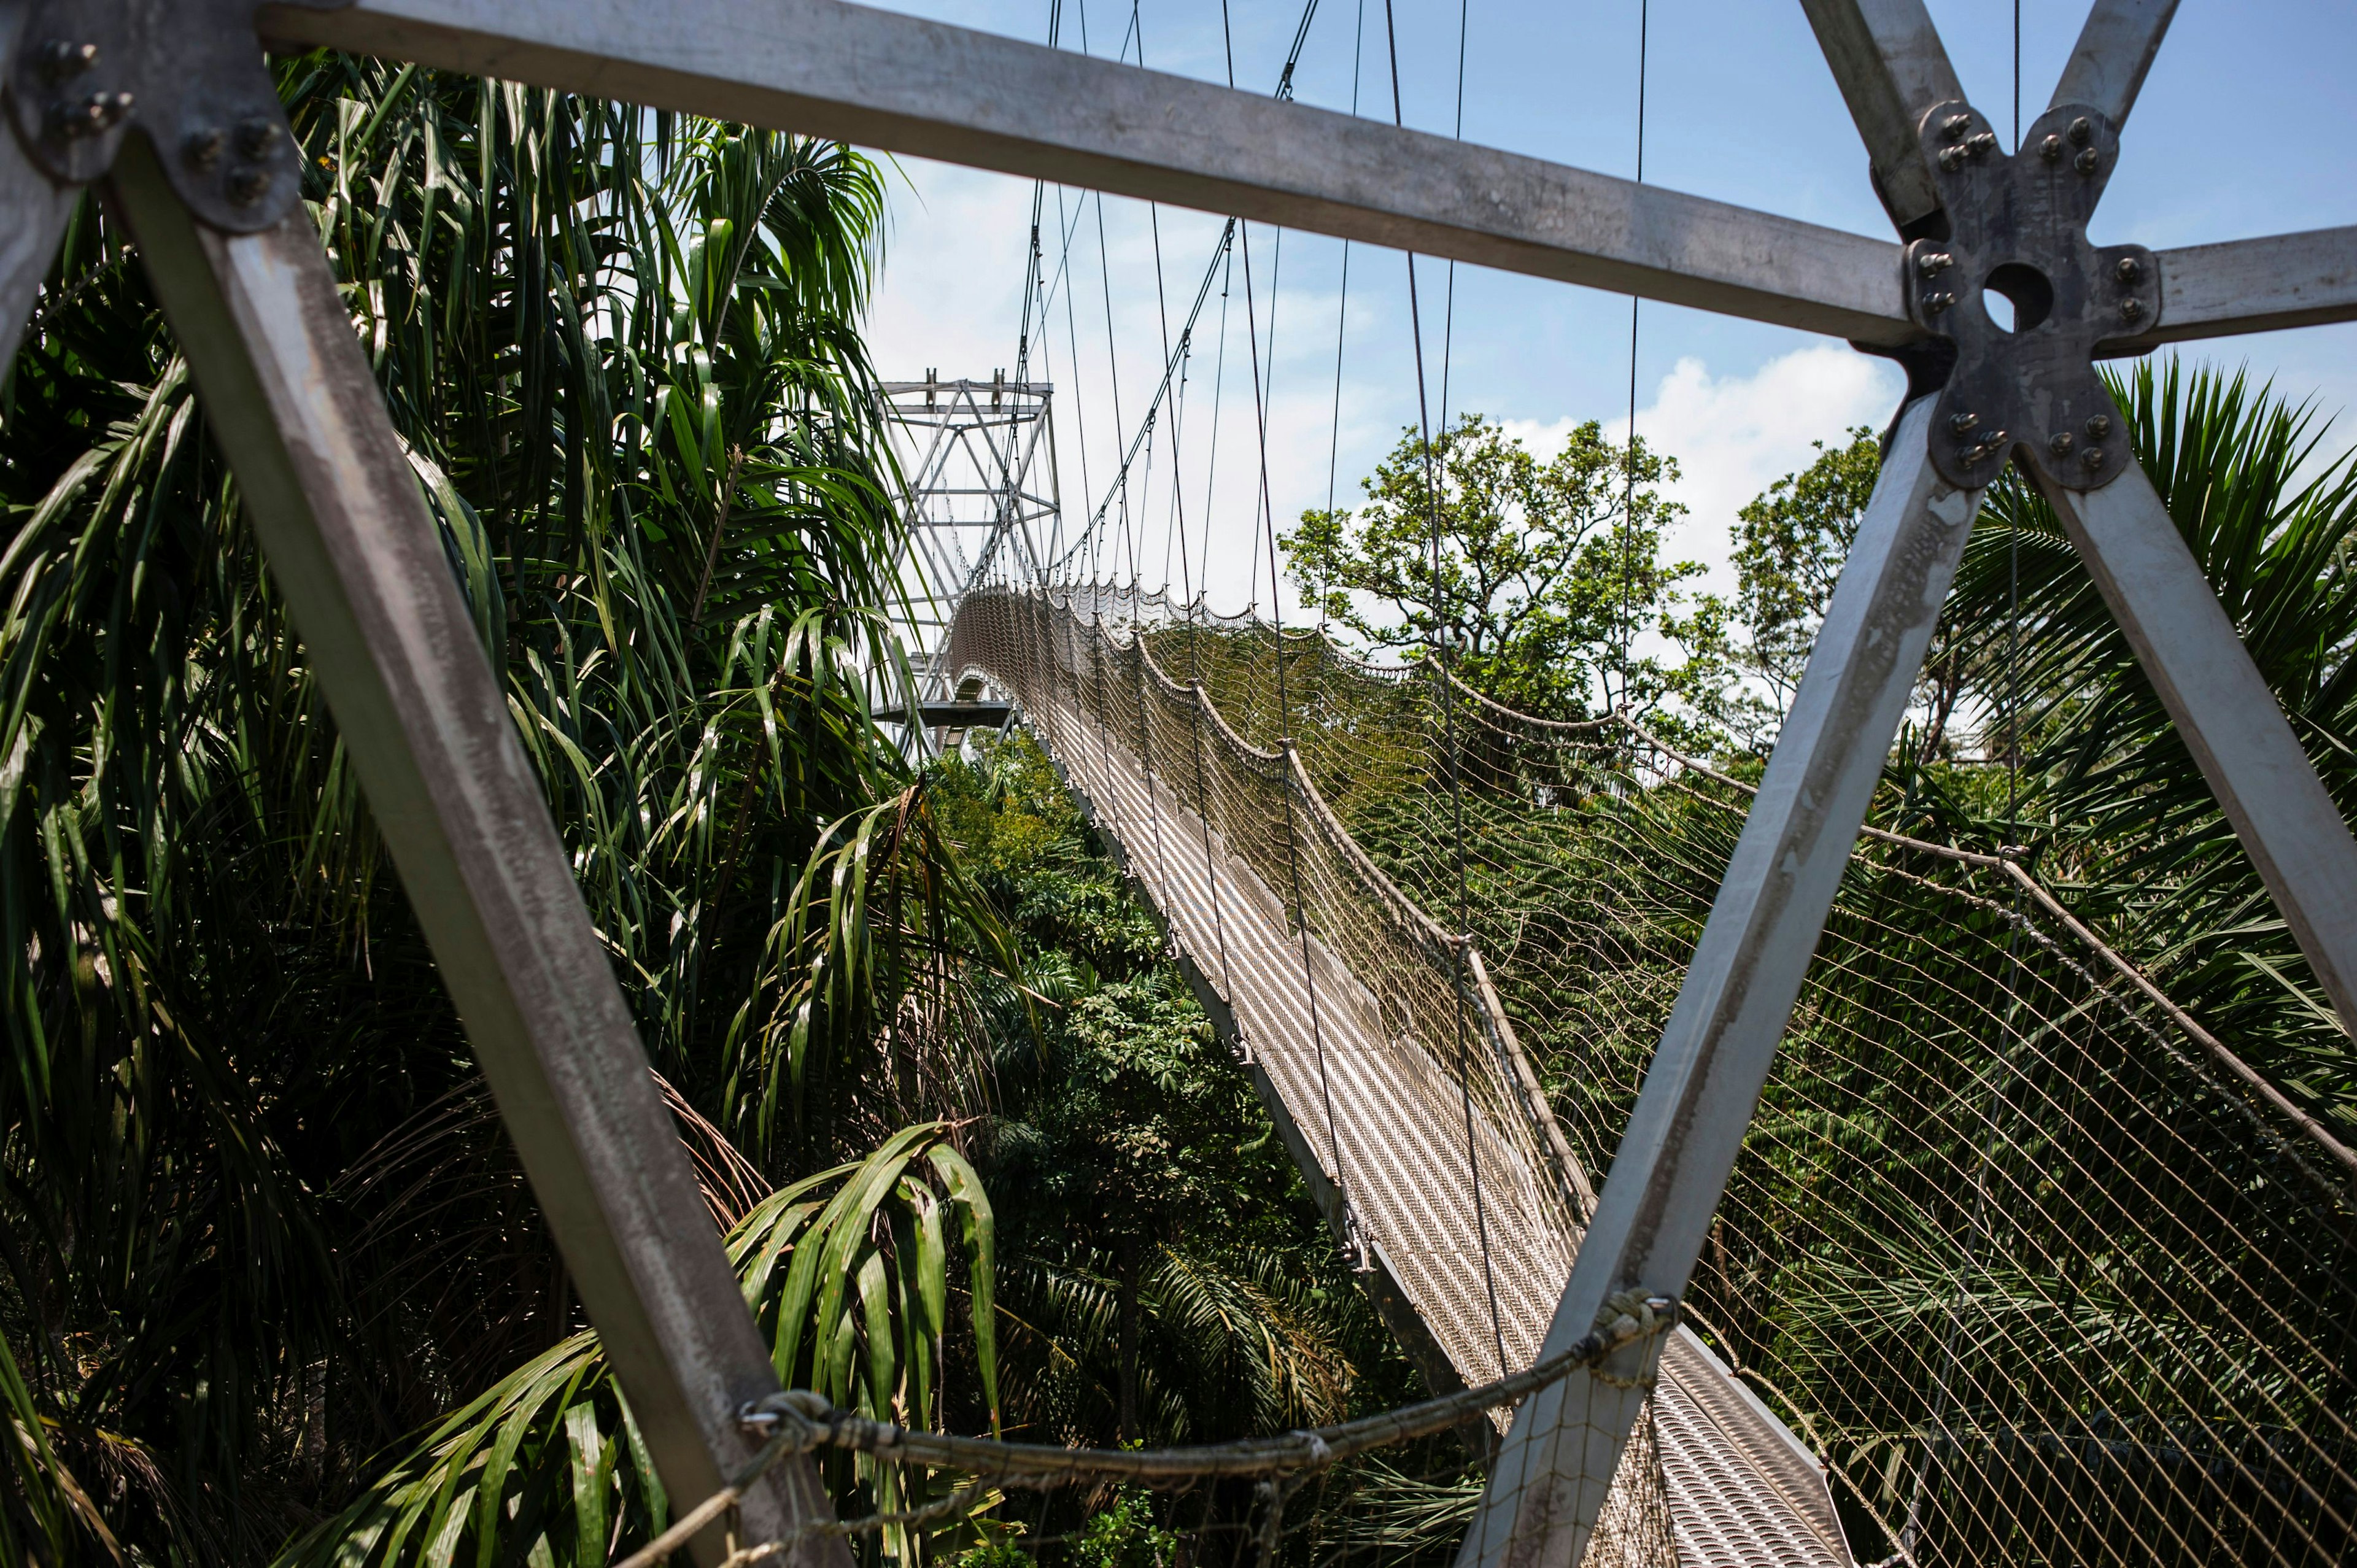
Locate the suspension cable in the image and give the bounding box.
[1380,0,1507,1382]
[1616,0,1648,713]
[1316,0,1369,632]
[1235,123,1359,1267]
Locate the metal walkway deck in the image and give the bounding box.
[950,601,1853,1567]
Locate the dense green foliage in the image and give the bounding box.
[0,54,1018,1565]
[1944,364,2357,1112]
[933,735,1423,1453]
[1282,414,1725,720]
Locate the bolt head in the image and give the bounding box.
[1967,131,1999,158]
[2119,298,2146,322]
[2049,431,2075,457]
[227,166,272,206]
[2081,446,2106,471]
[2069,116,2094,145]
[46,90,128,139]
[184,127,226,170]
[2115,256,2142,284]
[2086,414,2112,441]
[2040,134,2063,161]
[37,39,98,80]
[1924,290,1954,314]
[1938,144,1968,172]
[234,117,281,159]
[1940,114,1972,142]
[1916,251,1954,278]
[1950,412,1980,437]
[2075,147,2100,176]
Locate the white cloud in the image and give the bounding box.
[1503,344,1903,597]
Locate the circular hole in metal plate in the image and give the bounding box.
[1981,262,2055,334]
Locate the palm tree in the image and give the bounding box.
[1,52,1008,1563]
[1942,360,2357,1125]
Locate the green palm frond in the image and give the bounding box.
[277,1122,996,1568]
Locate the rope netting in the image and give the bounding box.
[932,581,2356,1568]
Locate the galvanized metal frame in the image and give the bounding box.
[2,0,2351,1561]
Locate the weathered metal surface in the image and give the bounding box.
[104,137,843,1568]
[1904,99,2157,491]
[1796,0,1964,236]
[0,0,79,374]
[1461,396,1983,1568]
[2038,459,2357,1032]
[6,0,343,229]
[2049,0,2180,126]
[256,0,1920,347]
[2130,226,2357,348]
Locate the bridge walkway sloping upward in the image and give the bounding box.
[946,589,1853,1568]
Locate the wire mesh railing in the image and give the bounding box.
[952,583,1706,1567]
[928,579,2357,1568]
[1105,598,2357,1568]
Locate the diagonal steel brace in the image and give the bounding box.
[1468,4,2357,1563]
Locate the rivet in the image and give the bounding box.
[2075,147,2100,176]
[1916,251,1954,278]
[2086,414,2112,441]
[2069,116,2094,145]
[228,166,272,206]
[1950,412,1980,437]
[2081,447,2105,471]
[2040,134,2063,162]
[234,117,280,159]
[184,126,226,170]
[2115,256,2142,285]
[2119,298,2145,323]
[1940,114,1972,142]
[36,39,98,80]
[2049,431,2075,457]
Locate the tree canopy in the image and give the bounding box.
[1282,413,1716,720]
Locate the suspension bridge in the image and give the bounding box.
[7,0,2354,1562]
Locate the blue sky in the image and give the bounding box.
[856,0,2357,621]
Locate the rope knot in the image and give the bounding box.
[1592,1289,1676,1352]
[737,1389,834,1453]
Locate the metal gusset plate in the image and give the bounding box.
[1904,98,2159,492]
[4,0,347,230]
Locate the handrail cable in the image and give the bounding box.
[612,1294,1677,1568]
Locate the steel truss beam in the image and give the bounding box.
[2,0,2351,1561]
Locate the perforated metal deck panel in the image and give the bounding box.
[951,598,1855,1567]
